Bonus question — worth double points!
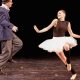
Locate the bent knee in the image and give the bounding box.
[19,40,23,47]
[17,39,23,47]
[64,44,70,51]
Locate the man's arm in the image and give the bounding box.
[0,12,18,32]
[0,12,14,29]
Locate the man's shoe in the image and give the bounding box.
[0,67,7,75]
[8,59,17,63]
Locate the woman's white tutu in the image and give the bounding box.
[38,36,77,53]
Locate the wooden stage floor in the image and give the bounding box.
[0,56,80,80]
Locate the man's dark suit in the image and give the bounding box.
[0,7,13,40]
[0,6,23,67]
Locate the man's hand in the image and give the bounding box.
[12,26,18,32]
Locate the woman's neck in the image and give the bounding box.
[59,18,65,21]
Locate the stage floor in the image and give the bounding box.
[0,56,80,80]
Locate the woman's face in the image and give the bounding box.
[57,10,66,19]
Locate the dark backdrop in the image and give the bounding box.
[7,0,80,58]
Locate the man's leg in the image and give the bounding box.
[0,40,12,73]
[8,33,23,61]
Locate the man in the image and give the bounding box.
[0,0,23,72]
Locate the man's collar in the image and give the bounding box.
[1,4,10,10]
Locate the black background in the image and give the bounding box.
[3,0,80,58]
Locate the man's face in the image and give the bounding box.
[6,0,13,8]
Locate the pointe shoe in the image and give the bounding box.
[70,74,77,80]
[67,64,71,71]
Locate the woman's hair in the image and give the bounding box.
[2,0,10,4]
[59,9,66,16]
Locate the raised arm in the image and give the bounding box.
[68,22,80,38]
[34,19,58,33]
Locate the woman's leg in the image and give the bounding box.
[56,51,67,65]
[56,44,71,66]
[56,51,77,80]
[64,44,77,80]
[63,44,72,71]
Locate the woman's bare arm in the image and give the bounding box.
[34,19,58,33]
[68,22,80,38]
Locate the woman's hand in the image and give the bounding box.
[33,25,40,33]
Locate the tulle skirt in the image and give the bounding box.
[38,36,77,53]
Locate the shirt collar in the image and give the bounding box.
[1,4,10,10]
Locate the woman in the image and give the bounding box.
[33,10,80,80]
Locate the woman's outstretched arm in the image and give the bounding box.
[68,22,80,38]
[34,19,58,33]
